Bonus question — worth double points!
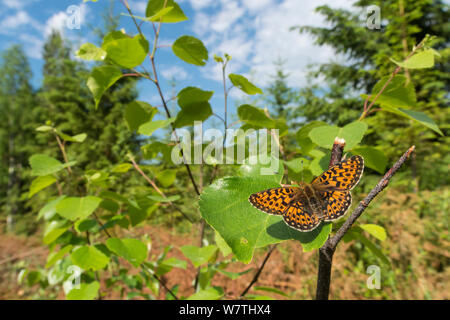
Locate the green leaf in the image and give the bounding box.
[75,219,99,233]
[146,0,187,23]
[361,75,416,109]
[28,175,57,198]
[296,121,327,155]
[359,224,387,242]
[284,157,309,174]
[187,286,224,300]
[106,238,148,267]
[199,175,332,263]
[37,196,66,221]
[43,225,69,245]
[177,86,213,108]
[146,6,174,21]
[123,208,145,227]
[174,101,212,128]
[147,194,180,202]
[254,286,289,297]
[214,231,232,257]
[66,281,100,300]
[87,65,123,109]
[125,101,157,132]
[71,246,110,271]
[29,154,72,176]
[155,169,177,187]
[214,267,253,280]
[36,125,53,132]
[102,34,149,68]
[309,152,330,176]
[172,35,208,66]
[76,43,106,61]
[237,104,274,128]
[111,163,133,173]
[55,196,102,221]
[56,131,87,143]
[396,108,443,136]
[46,245,73,268]
[239,155,283,183]
[155,257,187,276]
[138,118,175,136]
[229,74,263,95]
[390,49,435,69]
[353,232,390,265]
[121,7,174,22]
[309,121,368,150]
[351,147,387,174]
[180,245,218,268]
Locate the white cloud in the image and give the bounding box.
[44,3,89,37]
[19,33,44,59]
[131,0,147,16]
[192,0,354,88]
[210,0,245,33]
[161,65,188,81]
[45,11,68,36]
[242,0,273,12]
[0,10,31,29]
[1,0,37,9]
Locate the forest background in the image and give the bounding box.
[0,0,448,300]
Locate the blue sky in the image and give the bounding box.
[0,0,358,123]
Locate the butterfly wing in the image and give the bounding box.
[283,202,321,231]
[312,155,364,190]
[321,190,352,221]
[249,187,298,215]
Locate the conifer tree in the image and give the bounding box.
[0,45,36,230]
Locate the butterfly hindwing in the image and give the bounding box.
[322,190,352,221]
[282,202,320,231]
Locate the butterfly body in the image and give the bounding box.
[248,155,364,232]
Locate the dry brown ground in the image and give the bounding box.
[1,190,448,300]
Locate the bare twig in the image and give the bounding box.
[315,142,416,300]
[240,244,277,298]
[129,156,194,223]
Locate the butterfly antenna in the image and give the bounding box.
[301,160,304,182]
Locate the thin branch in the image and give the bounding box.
[331,145,416,247]
[240,244,277,298]
[55,135,72,174]
[121,0,145,39]
[129,156,194,223]
[139,262,178,300]
[315,142,416,300]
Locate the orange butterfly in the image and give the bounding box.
[249,155,364,232]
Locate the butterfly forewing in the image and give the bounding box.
[248,187,298,215]
[312,155,364,191]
